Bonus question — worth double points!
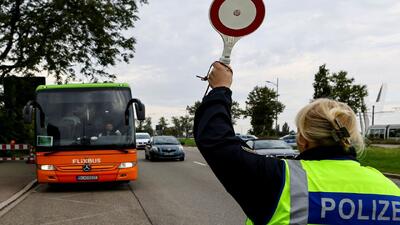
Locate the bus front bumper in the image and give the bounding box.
[37,167,137,183]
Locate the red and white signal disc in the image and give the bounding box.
[210,0,265,37]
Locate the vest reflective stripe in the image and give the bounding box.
[245,159,400,225]
[287,160,308,224]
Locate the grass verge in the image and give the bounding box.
[359,147,400,174]
[178,138,197,147]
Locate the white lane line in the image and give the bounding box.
[193,161,207,167]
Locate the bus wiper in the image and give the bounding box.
[44,148,129,155]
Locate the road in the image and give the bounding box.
[1,148,399,225]
[0,148,246,225]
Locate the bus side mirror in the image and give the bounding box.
[125,98,146,125]
[23,101,45,128]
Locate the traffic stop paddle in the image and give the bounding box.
[198,0,266,95]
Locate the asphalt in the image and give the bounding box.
[132,147,245,225]
[0,148,399,225]
[0,161,36,204]
[0,148,245,225]
[391,177,400,186]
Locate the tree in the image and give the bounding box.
[312,65,368,113]
[0,105,33,144]
[281,122,290,136]
[137,117,153,135]
[186,100,242,125]
[179,115,193,138]
[169,115,193,138]
[0,0,148,83]
[156,117,168,135]
[243,86,285,136]
[313,64,332,99]
[142,117,153,135]
[230,101,243,125]
[330,71,368,113]
[171,116,182,137]
[186,101,202,117]
[136,119,145,132]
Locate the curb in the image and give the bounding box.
[384,173,400,180]
[0,179,37,211]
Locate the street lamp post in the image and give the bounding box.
[266,78,279,135]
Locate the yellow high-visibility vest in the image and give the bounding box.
[246,159,400,225]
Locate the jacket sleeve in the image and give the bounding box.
[193,87,285,225]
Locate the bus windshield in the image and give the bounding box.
[35,88,135,150]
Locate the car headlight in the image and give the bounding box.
[151,146,158,152]
[119,162,136,169]
[178,146,184,151]
[40,165,55,171]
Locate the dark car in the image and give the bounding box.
[280,134,297,148]
[145,136,185,161]
[247,139,299,159]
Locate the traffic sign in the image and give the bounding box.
[210,0,265,37]
[209,0,266,64]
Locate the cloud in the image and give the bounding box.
[103,0,400,132]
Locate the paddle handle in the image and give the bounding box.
[219,36,240,65]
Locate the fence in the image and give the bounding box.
[0,144,35,163]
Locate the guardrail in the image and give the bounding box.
[0,144,35,163]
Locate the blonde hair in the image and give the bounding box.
[295,98,365,157]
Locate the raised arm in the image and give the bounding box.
[193,62,285,224]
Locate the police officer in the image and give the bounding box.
[193,62,400,225]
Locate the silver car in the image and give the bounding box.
[247,139,299,159]
[279,134,297,148]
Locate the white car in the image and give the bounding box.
[136,132,151,150]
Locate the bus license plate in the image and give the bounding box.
[77,175,98,181]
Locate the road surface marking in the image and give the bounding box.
[42,196,117,207]
[193,161,207,166]
[41,208,130,225]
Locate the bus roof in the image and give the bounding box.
[36,83,130,91]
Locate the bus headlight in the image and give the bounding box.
[40,165,55,171]
[118,162,136,169]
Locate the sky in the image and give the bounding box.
[56,0,400,133]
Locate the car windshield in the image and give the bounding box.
[153,136,180,145]
[136,134,150,139]
[35,88,134,150]
[254,140,291,150]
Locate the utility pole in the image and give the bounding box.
[372,105,375,126]
[275,78,279,135]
